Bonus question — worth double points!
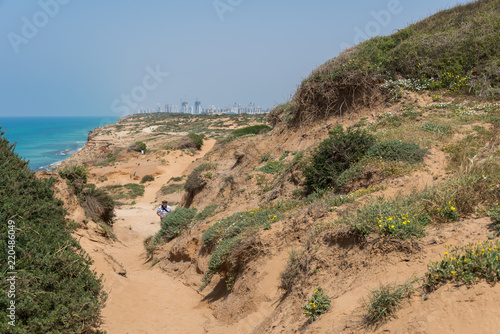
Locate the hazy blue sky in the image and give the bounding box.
[0,0,466,117]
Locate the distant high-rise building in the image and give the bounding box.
[181,98,188,113]
[194,99,202,114]
[165,104,179,113]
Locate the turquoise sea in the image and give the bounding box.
[0,117,119,171]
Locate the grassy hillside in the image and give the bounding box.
[274,0,500,125]
[0,130,105,333]
[150,1,500,330]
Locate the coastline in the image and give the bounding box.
[46,143,88,171]
[0,116,120,171]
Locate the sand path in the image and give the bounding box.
[79,140,222,333]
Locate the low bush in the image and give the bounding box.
[303,125,376,193]
[79,184,115,225]
[422,162,500,223]
[365,141,428,164]
[160,183,185,195]
[365,280,416,325]
[183,163,217,206]
[124,183,145,197]
[129,141,146,152]
[202,208,282,249]
[58,165,88,194]
[258,159,286,174]
[343,195,429,240]
[58,165,88,183]
[436,201,459,221]
[231,124,271,138]
[425,240,500,288]
[155,207,198,241]
[303,287,331,321]
[187,133,204,150]
[141,174,155,183]
[200,207,283,290]
[170,133,204,150]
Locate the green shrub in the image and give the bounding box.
[421,163,500,223]
[201,208,283,290]
[425,240,500,288]
[231,124,271,138]
[259,160,286,174]
[129,141,146,152]
[187,133,204,150]
[58,165,88,194]
[436,201,459,221]
[160,183,185,195]
[365,280,416,325]
[303,287,331,321]
[202,208,281,249]
[303,126,375,193]
[141,174,155,183]
[365,141,428,164]
[0,131,105,333]
[124,183,145,197]
[155,207,198,241]
[79,184,115,225]
[184,163,216,194]
[58,165,88,183]
[344,195,429,240]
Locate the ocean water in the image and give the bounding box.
[0,117,118,171]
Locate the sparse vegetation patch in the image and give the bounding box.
[365,280,416,325]
[303,287,331,321]
[426,240,500,288]
[201,207,284,290]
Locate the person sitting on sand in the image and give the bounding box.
[157,200,172,221]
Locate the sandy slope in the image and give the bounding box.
[78,139,228,333]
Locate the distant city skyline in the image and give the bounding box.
[0,1,467,117]
[138,99,269,115]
